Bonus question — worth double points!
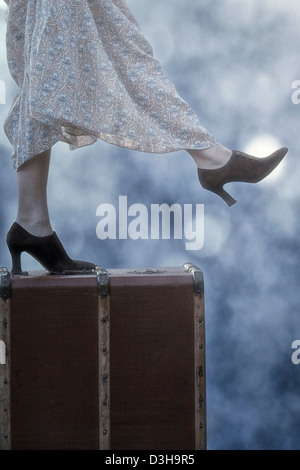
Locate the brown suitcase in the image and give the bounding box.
[0,263,206,450]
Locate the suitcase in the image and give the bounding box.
[0,263,206,450]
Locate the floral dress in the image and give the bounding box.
[4,0,217,170]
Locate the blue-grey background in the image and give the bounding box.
[1,0,300,450]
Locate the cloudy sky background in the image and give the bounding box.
[0,0,300,450]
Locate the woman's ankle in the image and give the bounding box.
[188,144,232,170]
[15,216,53,237]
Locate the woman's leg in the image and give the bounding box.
[187,144,232,170]
[7,148,96,274]
[16,149,53,237]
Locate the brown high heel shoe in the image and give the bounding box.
[197,147,288,206]
[6,222,96,275]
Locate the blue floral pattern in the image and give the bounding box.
[4,0,218,170]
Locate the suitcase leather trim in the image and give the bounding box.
[0,268,12,450]
[96,266,111,450]
[184,262,206,450]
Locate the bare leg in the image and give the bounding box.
[187,143,232,169]
[16,149,53,237]
[7,147,96,273]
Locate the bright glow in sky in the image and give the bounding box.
[245,135,286,183]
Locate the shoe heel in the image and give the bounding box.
[211,186,237,207]
[8,247,28,276]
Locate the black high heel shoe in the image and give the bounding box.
[197,147,288,206]
[6,222,96,275]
